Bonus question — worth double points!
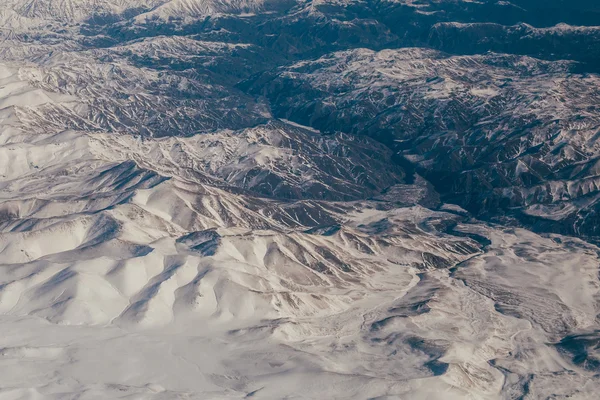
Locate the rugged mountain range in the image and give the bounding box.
[1,0,600,399]
[242,48,600,236]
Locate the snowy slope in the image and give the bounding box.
[134,0,265,22]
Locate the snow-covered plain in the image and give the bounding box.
[1,1,600,399]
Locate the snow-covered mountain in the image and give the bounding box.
[6,0,159,20]
[4,0,261,23]
[242,47,600,236]
[1,0,600,399]
[133,0,265,22]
